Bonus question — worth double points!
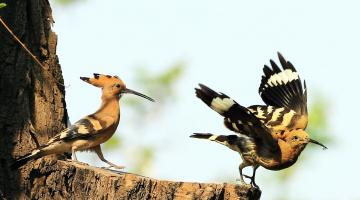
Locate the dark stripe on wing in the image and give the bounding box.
[258,52,307,116]
[248,105,305,131]
[195,84,281,158]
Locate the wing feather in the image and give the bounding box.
[195,84,280,155]
[47,115,115,143]
[258,53,308,129]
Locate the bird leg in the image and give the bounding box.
[238,162,250,185]
[93,145,125,169]
[71,148,78,161]
[243,165,259,188]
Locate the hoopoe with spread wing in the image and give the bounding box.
[12,74,154,169]
[191,53,327,187]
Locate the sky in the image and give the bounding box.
[51,0,360,199]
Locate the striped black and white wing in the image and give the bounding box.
[195,84,280,155]
[247,105,305,132]
[258,52,308,130]
[47,115,115,144]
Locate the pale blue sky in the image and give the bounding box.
[51,0,359,199]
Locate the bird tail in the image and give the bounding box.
[190,133,241,148]
[191,133,251,153]
[195,84,239,117]
[11,149,45,170]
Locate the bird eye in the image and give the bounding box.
[293,136,299,140]
[116,84,121,88]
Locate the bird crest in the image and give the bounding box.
[80,73,154,101]
[11,73,154,170]
[191,52,327,188]
[80,73,126,88]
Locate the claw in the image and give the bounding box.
[243,174,252,179]
[236,178,248,185]
[105,165,125,170]
[243,175,259,188]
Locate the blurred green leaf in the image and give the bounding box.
[122,62,185,130]
[131,146,155,174]
[0,3,6,8]
[135,62,185,102]
[103,133,122,150]
[307,96,334,145]
[53,0,85,6]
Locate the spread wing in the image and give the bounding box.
[195,84,280,157]
[247,105,305,132]
[47,115,115,144]
[258,52,308,129]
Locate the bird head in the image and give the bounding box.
[285,129,327,151]
[80,73,154,102]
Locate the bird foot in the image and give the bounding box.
[235,178,248,186]
[243,175,259,188]
[66,159,89,166]
[104,165,125,170]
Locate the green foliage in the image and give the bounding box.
[121,62,185,127]
[103,135,122,150]
[131,146,155,175]
[0,3,6,9]
[307,96,333,145]
[53,0,85,6]
[135,61,185,102]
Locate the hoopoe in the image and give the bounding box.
[11,73,154,169]
[191,53,327,188]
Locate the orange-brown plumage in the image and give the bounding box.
[12,73,154,169]
[191,53,327,188]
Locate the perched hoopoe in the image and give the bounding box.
[191,53,327,188]
[11,73,154,169]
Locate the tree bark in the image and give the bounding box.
[0,1,261,199]
[16,158,260,200]
[0,0,67,197]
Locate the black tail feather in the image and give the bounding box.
[10,148,45,170]
[195,84,225,107]
[190,133,239,143]
[10,153,34,170]
[190,133,247,152]
[190,133,213,139]
[195,84,238,117]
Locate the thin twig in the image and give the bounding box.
[0,16,68,88]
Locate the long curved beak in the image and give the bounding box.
[121,88,155,102]
[309,138,327,150]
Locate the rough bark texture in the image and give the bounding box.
[0,0,261,199]
[0,0,67,198]
[18,158,261,200]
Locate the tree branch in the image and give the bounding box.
[16,158,261,200]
